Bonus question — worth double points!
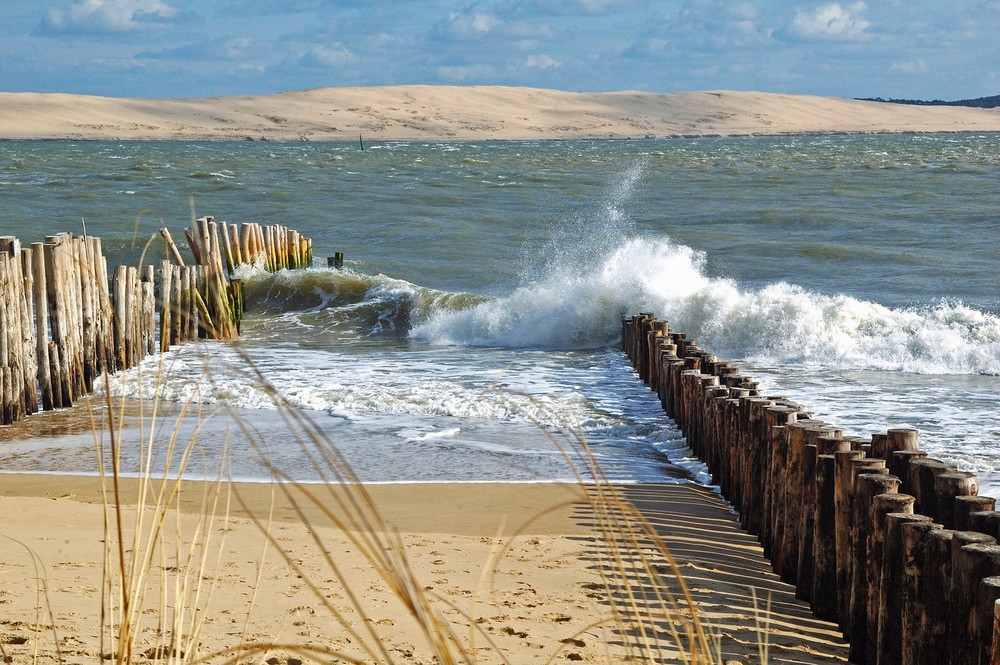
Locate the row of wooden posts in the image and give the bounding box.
[623,313,1000,665]
[0,218,313,426]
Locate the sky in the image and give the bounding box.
[1,0,998,100]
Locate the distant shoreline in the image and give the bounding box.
[4,129,1000,143]
[3,86,1000,141]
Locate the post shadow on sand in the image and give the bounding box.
[568,482,850,664]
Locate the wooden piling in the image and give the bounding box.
[812,452,840,620]
[956,496,998,532]
[848,471,897,665]
[901,521,945,665]
[877,512,934,665]
[952,542,1000,665]
[831,450,865,625]
[976,578,1000,665]
[910,458,958,518]
[935,471,980,529]
[868,493,914,664]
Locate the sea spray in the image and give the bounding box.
[411,235,1000,375]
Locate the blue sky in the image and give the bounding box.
[2,0,998,99]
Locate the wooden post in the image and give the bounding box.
[19,248,38,415]
[976,578,1000,665]
[92,237,115,376]
[220,220,235,274]
[44,239,72,404]
[901,521,944,665]
[877,512,934,665]
[161,228,186,266]
[951,542,1000,665]
[911,458,957,518]
[158,260,172,351]
[762,405,800,557]
[113,264,127,370]
[892,449,928,495]
[868,493,915,664]
[848,471,897,664]
[172,265,181,343]
[140,265,155,357]
[796,425,843,601]
[972,512,1000,540]
[956,496,998,532]
[992,598,1000,665]
[834,449,867,628]
[31,244,52,411]
[76,237,95,392]
[935,471,980,529]
[812,452,840,620]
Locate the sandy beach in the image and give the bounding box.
[0,471,848,665]
[2,86,999,142]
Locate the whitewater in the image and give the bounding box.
[0,136,997,489]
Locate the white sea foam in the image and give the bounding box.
[411,236,1000,375]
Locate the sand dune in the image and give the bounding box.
[2,86,999,141]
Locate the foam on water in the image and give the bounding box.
[411,236,1000,375]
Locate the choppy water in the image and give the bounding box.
[1,135,998,488]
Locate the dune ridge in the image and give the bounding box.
[3,85,1000,141]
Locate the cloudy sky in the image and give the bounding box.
[2,0,998,100]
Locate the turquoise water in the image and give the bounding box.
[1,136,998,487]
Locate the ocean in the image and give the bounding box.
[1,135,998,491]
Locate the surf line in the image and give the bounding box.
[623,312,996,665]
[0,218,314,425]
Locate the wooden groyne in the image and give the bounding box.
[623,313,1000,665]
[0,219,313,425]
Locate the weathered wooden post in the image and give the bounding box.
[834,449,867,628]
[813,451,841,620]
[30,243,53,411]
[956,496,997,531]
[848,471,897,664]
[18,246,38,416]
[951,542,1000,665]
[911,458,957,518]
[877,512,934,665]
[975,578,1000,665]
[891,449,928,495]
[972,512,1000,540]
[796,425,843,601]
[901,521,944,665]
[868,493,915,664]
[935,471,980,529]
[761,405,799,556]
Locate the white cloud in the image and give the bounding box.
[300,43,357,68]
[438,12,504,39]
[792,2,870,40]
[891,58,927,75]
[41,0,179,34]
[525,54,560,69]
[433,11,552,42]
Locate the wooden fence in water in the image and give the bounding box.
[0,218,313,425]
[623,312,1000,665]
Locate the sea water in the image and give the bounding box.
[0,136,997,489]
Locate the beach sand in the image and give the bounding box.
[0,472,849,665]
[1,86,999,142]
